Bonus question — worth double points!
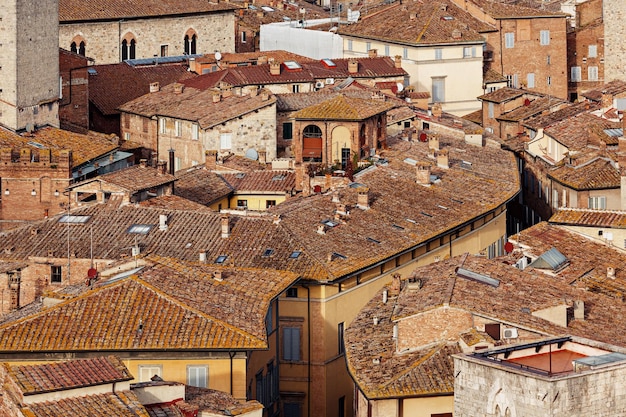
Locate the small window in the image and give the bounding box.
[138,365,162,382]
[237,199,247,209]
[463,46,471,58]
[540,30,550,45]
[384,44,390,56]
[338,322,345,354]
[488,102,494,118]
[241,31,247,43]
[366,42,371,52]
[283,122,293,140]
[160,45,168,57]
[215,255,228,264]
[289,250,302,259]
[266,200,276,208]
[283,327,301,361]
[546,55,551,65]
[192,124,199,140]
[571,66,581,82]
[505,32,514,49]
[588,66,598,81]
[187,365,208,387]
[286,287,298,297]
[527,72,535,88]
[175,120,182,137]
[434,48,442,60]
[347,39,353,51]
[292,84,300,93]
[159,118,166,134]
[51,265,62,283]
[403,47,408,59]
[589,196,606,210]
[547,76,552,86]
[588,44,598,58]
[263,248,274,257]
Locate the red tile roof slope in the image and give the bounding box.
[522,101,597,130]
[291,94,395,120]
[549,208,626,229]
[26,390,150,417]
[185,386,263,415]
[175,167,233,206]
[8,356,132,395]
[468,0,567,18]
[221,171,295,193]
[545,112,620,149]
[477,87,526,103]
[59,0,238,22]
[582,80,626,102]
[90,63,195,116]
[497,97,567,122]
[548,158,620,190]
[97,165,177,192]
[338,0,494,45]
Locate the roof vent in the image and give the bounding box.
[213,270,223,281]
[608,266,616,279]
[159,214,168,231]
[150,82,160,93]
[199,252,207,263]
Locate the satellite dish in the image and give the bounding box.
[215,51,222,61]
[245,148,259,161]
[396,83,404,92]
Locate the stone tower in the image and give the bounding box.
[603,0,626,83]
[0,0,60,132]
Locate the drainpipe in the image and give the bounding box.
[229,351,236,395]
[305,284,311,417]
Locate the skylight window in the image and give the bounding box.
[332,252,347,260]
[261,6,274,11]
[235,173,246,179]
[283,61,302,70]
[27,141,45,149]
[392,224,405,230]
[263,248,274,257]
[215,255,228,264]
[321,219,339,228]
[272,174,286,181]
[437,205,448,210]
[59,215,91,224]
[127,224,152,234]
[421,212,433,217]
[321,58,336,67]
[366,237,381,244]
[87,68,98,75]
[461,160,473,170]
[289,250,302,259]
[406,218,417,224]
[451,198,464,204]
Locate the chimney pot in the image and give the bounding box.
[416,165,431,186]
[221,213,230,238]
[394,55,402,68]
[436,149,449,169]
[368,49,378,58]
[348,59,359,74]
[150,82,160,92]
[357,187,370,210]
[173,83,184,94]
[270,62,281,76]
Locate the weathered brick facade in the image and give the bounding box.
[59,50,91,134]
[0,0,60,132]
[59,13,236,65]
[603,0,626,82]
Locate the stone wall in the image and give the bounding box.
[59,13,235,65]
[454,355,626,416]
[59,51,90,133]
[603,0,626,82]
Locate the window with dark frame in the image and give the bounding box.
[51,265,62,283]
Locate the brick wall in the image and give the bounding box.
[59,13,235,65]
[59,51,90,133]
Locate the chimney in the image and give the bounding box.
[157,160,167,175]
[390,273,401,295]
[348,59,359,74]
[249,86,258,97]
[416,165,431,185]
[189,57,197,73]
[212,91,221,103]
[317,224,326,234]
[173,83,184,94]
[432,103,442,118]
[205,150,218,170]
[221,213,230,238]
[159,214,168,231]
[428,134,439,151]
[150,82,160,93]
[394,55,402,68]
[199,252,207,263]
[368,49,378,58]
[357,187,370,210]
[601,91,613,109]
[437,149,449,169]
[139,158,148,168]
[332,190,340,203]
[273,214,282,224]
[261,89,270,101]
[573,300,585,320]
[325,173,332,190]
[258,55,268,65]
[608,266,616,279]
[270,61,281,76]
[451,29,462,40]
[409,12,416,19]
[258,150,267,164]
[295,162,304,193]
[213,270,223,281]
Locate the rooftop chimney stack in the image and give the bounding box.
[221,214,230,238]
[270,61,281,76]
[390,273,401,295]
[150,82,160,93]
[205,150,218,170]
[573,300,585,320]
[416,165,431,186]
[368,49,378,58]
[139,159,148,168]
[428,134,440,151]
[437,149,449,169]
[159,214,168,231]
[258,150,267,164]
[608,266,616,279]
[394,55,402,68]
[357,187,370,210]
[173,83,184,94]
[348,59,359,74]
[157,160,167,175]
[432,103,442,118]
[212,91,221,103]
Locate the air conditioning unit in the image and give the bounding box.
[325,78,335,85]
[503,328,518,339]
[315,81,324,89]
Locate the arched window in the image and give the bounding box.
[70,36,86,56]
[70,42,77,54]
[79,41,86,56]
[303,125,322,138]
[302,125,323,161]
[184,32,197,55]
[121,34,137,61]
[359,124,367,158]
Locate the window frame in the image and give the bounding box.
[283,326,301,362]
[505,32,514,49]
[51,265,62,283]
[138,365,162,382]
[187,365,208,387]
[434,48,443,60]
[431,77,445,103]
[571,66,581,82]
[527,72,535,88]
[175,120,182,137]
[192,123,199,140]
[588,44,598,58]
[540,30,550,45]
[588,66,599,81]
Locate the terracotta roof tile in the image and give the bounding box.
[276,90,376,112]
[477,87,525,103]
[221,170,295,192]
[549,208,626,229]
[291,94,394,120]
[497,97,567,122]
[522,101,598,130]
[89,165,177,193]
[548,158,620,190]
[118,84,276,130]
[185,386,263,415]
[544,112,620,150]
[582,80,626,102]
[175,167,233,206]
[467,0,567,18]
[8,356,132,395]
[139,195,215,211]
[59,0,238,22]
[338,0,494,44]
[25,391,150,417]
[90,63,195,116]
[0,127,118,167]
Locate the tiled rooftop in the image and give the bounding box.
[221,170,296,193]
[548,158,620,191]
[138,195,215,211]
[582,80,626,102]
[59,0,238,22]
[89,63,195,116]
[467,0,567,18]
[276,90,376,112]
[78,164,177,193]
[174,167,233,206]
[522,101,597,130]
[25,390,150,417]
[338,0,494,45]
[0,256,296,352]
[549,208,626,229]
[497,97,566,122]
[118,84,276,130]
[291,94,395,120]
[8,356,132,395]
[545,112,621,150]
[477,87,526,103]
[0,127,118,167]
[182,57,407,90]
[346,252,626,399]
[185,386,263,415]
